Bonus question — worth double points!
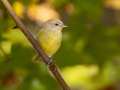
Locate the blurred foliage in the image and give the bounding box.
[0,0,120,90]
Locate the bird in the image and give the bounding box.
[30,19,67,62]
[13,19,67,61]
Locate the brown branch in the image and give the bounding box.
[0,0,71,90]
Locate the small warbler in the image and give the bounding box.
[36,19,67,57]
[13,19,67,61]
[30,19,67,63]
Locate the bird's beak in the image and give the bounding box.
[61,25,68,31]
[63,25,68,28]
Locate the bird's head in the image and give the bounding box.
[42,19,67,31]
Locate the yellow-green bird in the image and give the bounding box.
[36,19,67,57]
[14,19,66,60]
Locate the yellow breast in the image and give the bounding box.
[37,29,62,57]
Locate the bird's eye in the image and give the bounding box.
[55,23,59,26]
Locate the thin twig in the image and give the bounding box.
[0,0,71,90]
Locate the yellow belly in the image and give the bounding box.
[37,29,62,57]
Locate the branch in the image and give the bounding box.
[0,0,71,90]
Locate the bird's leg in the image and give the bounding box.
[32,54,53,65]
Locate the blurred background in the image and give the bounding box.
[0,0,120,90]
